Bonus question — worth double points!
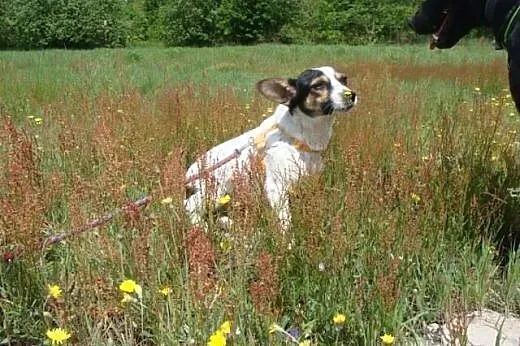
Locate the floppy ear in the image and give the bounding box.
[256,78,296,105]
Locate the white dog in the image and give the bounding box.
[185,66,357,230]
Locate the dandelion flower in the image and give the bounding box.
[299,340,311,346]
[34,117,43,125]
[47,284,62,299]
[119,279,139,294]
[269,322,284,334]
[46,328,71,345]
[220,240,232,251]
[333,313,346,325]
[207,331,226,346]
[219,321,231,335]
[218,194,231,206]
[161,197,173,205]
[380,333,395,344]
[411,193,421,203]
[159,287,172,296]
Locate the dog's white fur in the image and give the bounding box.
[185,66,357,230]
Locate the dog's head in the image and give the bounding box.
[256,66,357,117]
[408,0,486,49]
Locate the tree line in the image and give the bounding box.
[0,0,423,49]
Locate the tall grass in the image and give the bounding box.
[0,42,519,345]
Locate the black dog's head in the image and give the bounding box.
[408,0,487,49]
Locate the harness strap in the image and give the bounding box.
[497,3,520,49]
[253,123,322,154]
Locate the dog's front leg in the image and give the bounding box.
[265,174,291,232]
[185,188,207,229]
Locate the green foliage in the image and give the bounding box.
[0,0,128,49]
[216,0,297,44]
[160,0,220,47]
[280,0,419,44]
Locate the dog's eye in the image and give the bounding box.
[338,76,348,85]
[311,83,327,91]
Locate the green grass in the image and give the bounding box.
[0,41,519,345]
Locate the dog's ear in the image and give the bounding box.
[256,78,296,105]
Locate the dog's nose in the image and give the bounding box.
[344,89,356,102]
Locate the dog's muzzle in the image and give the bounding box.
[344,88,357,109]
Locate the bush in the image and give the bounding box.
[0,0,129,50]
[279,0,419,44]
[160,0,220,47]
[216,0,297,44]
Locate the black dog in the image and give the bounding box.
[409,0,520,112]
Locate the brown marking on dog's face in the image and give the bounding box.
[302,74,332,115]
[256,66,357,117]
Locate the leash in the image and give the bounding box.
[2,122,319,262]
[497,2,520,50]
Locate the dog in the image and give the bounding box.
[184,66,357,231]
[408,0,520,112]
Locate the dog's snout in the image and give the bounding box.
[343,88,356,102]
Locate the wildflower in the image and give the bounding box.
[380,333,395,344]
[46,328,71,345]
[119,279,139,294]
[27,115,35,119]
[47,284,62,299]
[207,332,226,346]
[333,313,346,325]
[299,340,311,346]
[159,286,172,296]
[220,239,232,252]
[121,293,137,304]
[161,197,173,205]
[411,193,421,203]
[287,327,301,340]
[219,321,231,335]
[474,87,481,92]
[34,117,43,125]
[218,194,231,206]
[269,322,284,334]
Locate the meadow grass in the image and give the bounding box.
[0,42,520,345]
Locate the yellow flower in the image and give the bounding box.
[299,340,311,346]
[207,331,226,346]
[218,194,231,205]
[220,240,232,252]
[333,313,346,325]
[34,117,43,125]
[119,279,139,294]
[380,333,395,344]
[46,328,71,345]
[159,287,172,296]
[269,322,284,334]
[161,197,173,205]
[219,321,231,335]
[411,193,421,203]
[474,87,481,92]
[121,293,137,304]
[47,284,62,299]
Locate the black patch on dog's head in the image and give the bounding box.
[409,0,487,49]
[288,69,332,116]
